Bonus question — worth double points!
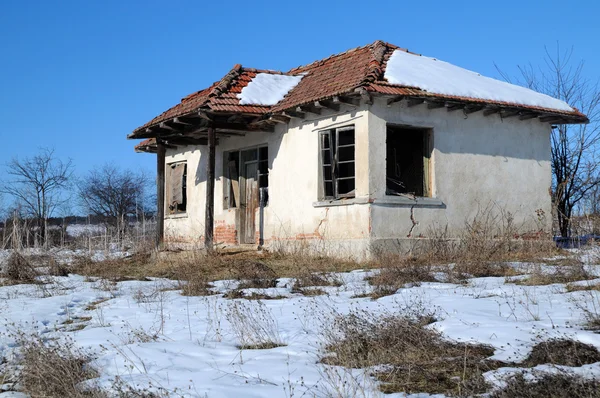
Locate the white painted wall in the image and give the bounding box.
[368,97,552,244]
[162,97,553,258]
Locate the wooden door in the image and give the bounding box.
[240,153,259,244]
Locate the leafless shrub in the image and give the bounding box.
[523,339,600,367]
[2,252,38,283]
[15,333,106,398]
[48,256,70,277]
[321,309,502,396]
[368,255,436,293]
[491,370,600,398]
[225,300,284,350]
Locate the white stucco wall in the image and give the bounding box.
[162,97,553,258]
[368,97,552,245]
[164,103,373,255]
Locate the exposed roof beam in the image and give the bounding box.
[173,117,194,126]
[332,96,360,106]
[197,111,213,121]
[269,115,290,124]
[539,115,566,123]
[464,105,484,114]
[519,113,538,120]
[314,100,340,112]
[386,96,404,107]
[297,105,321,115]
[159,122,182,132]
[445,102,465,112]
[483,106,501,116]
[407,98,425,107]
[425,100,444,109]
[500,109,520,118]
[282,110,306,119]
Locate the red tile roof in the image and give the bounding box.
[131,40,587,139]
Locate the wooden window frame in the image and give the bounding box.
[385,125,433,198]
[166,161,187,215]
[223,145,269,210]
[319,125,356,200]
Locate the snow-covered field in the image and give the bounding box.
[1,249,600,397]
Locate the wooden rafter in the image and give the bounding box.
[386,96,404,107]
[332,95,360,106]
[500,109,520,118]
[297,105,321,115]
[464,104,484,114]
[314,100,340,112]
[282,110,306,119]
[407,98,425,107]
[445,102,464,112]
[483,106,501,116]
[426,100,444,109]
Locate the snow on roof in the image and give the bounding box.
[384,50,573,112]
[238,73,303,106]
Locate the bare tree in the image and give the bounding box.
[0,148,74,247]
[500,45,600,237]
[77,164,151,238]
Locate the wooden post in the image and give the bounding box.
[156,139,166,249]
[205,127,216,251]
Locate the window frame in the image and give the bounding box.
[166,161,187,215]
[385,124,433,198]
[223,144,269,209]
[319,125,356,200]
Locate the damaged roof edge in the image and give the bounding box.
[129,40,589,140]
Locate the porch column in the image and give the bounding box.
[156,139,165,248]
[204,126,216,251]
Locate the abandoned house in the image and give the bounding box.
[129,40,588,258]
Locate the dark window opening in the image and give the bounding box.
[386,126,431,197]
[167,162,187,214]
[320,126,355,200]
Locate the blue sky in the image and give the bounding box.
[0,0,598,179]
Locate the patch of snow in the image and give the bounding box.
[238,73,303,105]
[384,50,574,112]
[1,250,600,396]
[66,224,107,237]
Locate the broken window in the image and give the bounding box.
[223,146,268,209]
[386,125,431,197]
[320,125,355,200]
[166,162,187,214]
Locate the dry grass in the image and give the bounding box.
[366,255,436,297]
[524,339,600,367]
[321,310,503,396]
[73,249,366,297]
[225,300,285,350]
[491,371,600,398]
[1,252,39,283]
[16,334,106,398]
[222,290,287,300]
[513,264,594,286]
[566,282,600,292]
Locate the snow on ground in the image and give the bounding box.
[384,49,574,112]
[238,73,303,105]
[66,224,107,237]
[1,255,600,397]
